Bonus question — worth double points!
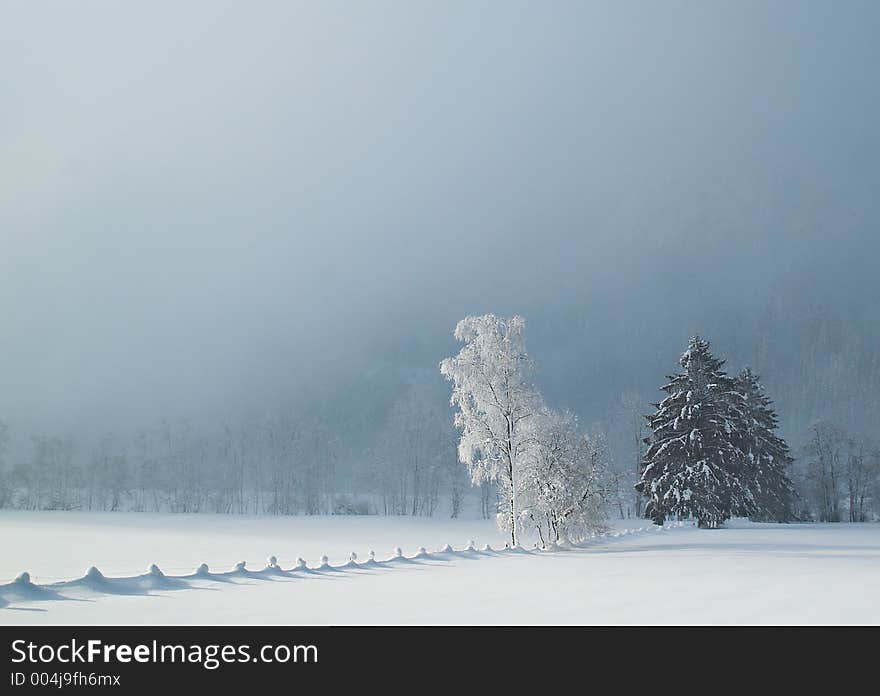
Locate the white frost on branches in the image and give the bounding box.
[520,410,609,545]
[440,315,607,545]
[440,315,543,546]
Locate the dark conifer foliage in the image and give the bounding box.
[636,337,804,527]
[735,368,797,522]
[636,336,750,528]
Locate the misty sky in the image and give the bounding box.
[2,1,879,441]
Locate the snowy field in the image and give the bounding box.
[1,511,878,625]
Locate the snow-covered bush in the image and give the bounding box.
[519,409,609,544]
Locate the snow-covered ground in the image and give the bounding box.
[1,511,878,624]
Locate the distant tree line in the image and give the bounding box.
[0,410,474,518]
[1,328,878,526]
[793,420,879,522]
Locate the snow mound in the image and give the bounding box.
[262,555,288,574]
[2,571,62,602]
[138,564,188,590]
[438,544,455,554]
[507,544,530,554]
[66,566,150,595]
[385,546,413,563]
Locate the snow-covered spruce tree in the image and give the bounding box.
[520,409,608,545]
[734,368,797,522]
[440,315,543,546]
[635,336,749,528]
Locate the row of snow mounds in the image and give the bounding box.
[0,542,512,597]
[0,542,501,601]
[0,522,692,607]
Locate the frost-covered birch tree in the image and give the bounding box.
[440,315,542,546]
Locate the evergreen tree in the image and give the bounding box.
[635,336,748,528]
[735,368,797,522]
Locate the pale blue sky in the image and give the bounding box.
[2,1,878,437]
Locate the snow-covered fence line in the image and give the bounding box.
[531,519,690,551]
[0,521,691,608]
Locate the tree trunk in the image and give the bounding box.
[507,458,517,547]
